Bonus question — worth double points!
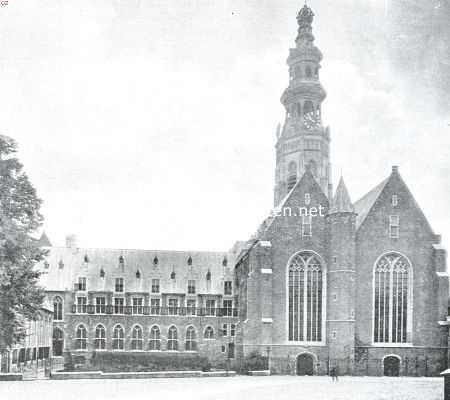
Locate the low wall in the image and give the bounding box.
[51,371,102,380]
[248,370,271,376]
[51,370,237,380]
[0,373,23,381]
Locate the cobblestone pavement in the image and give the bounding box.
[0,376,442,400]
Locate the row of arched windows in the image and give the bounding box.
[74,324,216,351]
[287,101,321,119]
[290,65,319,80]
[287,251,412,344]
[286,160,318,191]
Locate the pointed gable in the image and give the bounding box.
[354,166,435,234]
[37,231,52,247]
[254,168,329,240]
[329,176,354,214]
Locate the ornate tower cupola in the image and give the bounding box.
[274,4,332,206]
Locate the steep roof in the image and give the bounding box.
[37,231,52,247]
[354,177,389,230]
[329,177,354,214]
[38,247,236,295]
[252,168,327,241]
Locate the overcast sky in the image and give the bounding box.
[0,0,448,252]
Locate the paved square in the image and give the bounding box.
[0,376,443,400]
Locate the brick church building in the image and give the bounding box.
[38,5,448,376]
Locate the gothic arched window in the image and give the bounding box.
[303,101,314,116]
[288,251,324,342]
[307,159,318,177]
[75,325,87,350]
[53,296,63,321]
[374,253,411,344]
[112,325,124,350]
[204,326,214,339]
[149,325,161,351]
[167,326,178,351]
[131,325,143,350]
[305,65,312,78]
[287,161,297,191]
[185,326,197,351]
[95,324,106,350]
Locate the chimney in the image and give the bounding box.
[66,234,78,249]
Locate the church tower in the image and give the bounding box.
[274,5,332,206]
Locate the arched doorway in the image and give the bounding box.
[383,356,400,377]
[296,353,314,376]
[52,328,64,356]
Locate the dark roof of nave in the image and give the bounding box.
[38,246,236,294]
[354,177,389,230]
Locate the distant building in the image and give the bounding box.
[38,240,241,369]
[38,5,448,376]
[0,306,53,377]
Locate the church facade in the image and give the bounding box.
[39,5,448,376]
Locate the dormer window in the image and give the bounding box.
[153,256,159,266]
[136,270,141,279]
[100,269,105,278]
[392,195,398,207]
[187,256,192,266]
[170,271,176,280]
[206,271,211,281]
[222,256,228,267]
[44,261,49,269]
[84,254,89,263]
[58,260,64,269]
[305,193,311,205]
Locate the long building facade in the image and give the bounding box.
[39,5,448,376]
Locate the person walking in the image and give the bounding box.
[330,366,339,382]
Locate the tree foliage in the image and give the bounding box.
[0,135,46,349]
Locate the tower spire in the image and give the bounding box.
[274,5,332,206]
[296,3,315,44]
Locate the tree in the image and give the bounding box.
[0,135,46,349]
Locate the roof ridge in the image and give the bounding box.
[49,246,228,254]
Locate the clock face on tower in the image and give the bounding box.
[303,112,321,130]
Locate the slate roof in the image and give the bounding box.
[37,231,52,248]
[354,177,389,230]
[38,246,236,295]
[329,177,354,214]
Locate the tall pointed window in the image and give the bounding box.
[131,326,143,350]
[75,325,87,350]
[94,325,106,350]
[112,325,124,350]
[149,326,161,351]
[288,251,323,342]
[374,253,411,344]
[167,326,178,351]
[185,326,197,351]
[53,296,63,321]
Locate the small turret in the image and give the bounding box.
[326,175,357,374]
[329,177,354,214]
